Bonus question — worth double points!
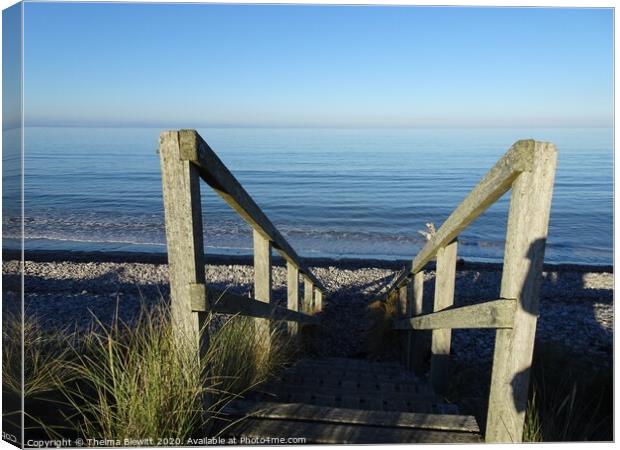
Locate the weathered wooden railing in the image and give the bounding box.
[386,140,557,443]
[159,129,325,362]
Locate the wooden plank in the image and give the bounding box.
[278,373,432,396]
[302,275,314,315]
[224,400,480,432]
[292,359,406,374]
[411,140,536,274]
[410,271,427,373]
[398,284,408,317]
[486,141,557,443]
[177,129,324,292]
[190,284,318,325]
[314,287,323,313]
[386,267,411,293]
[159,131,210,431]
[253,230,272,355]
[252,382,439,409]
[287,262,300,336]
[227,418,481,444]
[281,372,419,391]
[393,299,516,330]
[292,360,405,373]
[398,281,412,367]
[430,240,458,395]
[282,367,427,388]
[160,131,206,341]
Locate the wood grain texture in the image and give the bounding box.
[160,131,206,340]
[159,131,210,430]
[314,288,323,313]
[485,141,557,443]
[287,262,300,336]
[224,400,480,433]
[410,271,428,373]
[227,417,481,444]
[302,275,314,315]
[176,129,324,292]
[393,299,516,330]
[253,230,272,355]
[398,281,413,368]
[430,240,458,395]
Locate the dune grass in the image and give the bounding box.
[3,301,294,442]
[58,305,209,441]
[2,311,74,399]
[208,315,293,408]
[522,342,613,442]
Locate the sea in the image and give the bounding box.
[2,126,614,266]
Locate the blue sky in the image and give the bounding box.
[22,2,613,128]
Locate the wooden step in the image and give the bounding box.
[279,371,430,395]
[285,362,421,378]
[285,364,427,385]
[224,414,480,444]
[249,383,457,414]
[217,357,476,443]
[298,358,405,370]
[294,358,406,373]
[224,400,480,433]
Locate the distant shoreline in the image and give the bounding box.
[3,249,613,273]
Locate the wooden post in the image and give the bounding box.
[302,275,314,315]
[399,280,413,367]
[485,142,557,443]
[287,262,300,336]
[159,130,210,427]
[314,287,323,313]
[160,131,207,344]
[253,229,272,356]
[410,271,426,373]
[430,239,458,395]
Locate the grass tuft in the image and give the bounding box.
[2,311,74,398]
[522,342,612,442]
[3,300,295,442]
[58,304,209,441]
[208,315,292,408]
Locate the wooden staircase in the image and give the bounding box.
[221,358,481,444]
[160,131,557,442]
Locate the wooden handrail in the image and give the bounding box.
[392,299,516,330]
[410,140,535,276]
[176,129,325,292]
[189,283,318,325]
[385,139,557,443]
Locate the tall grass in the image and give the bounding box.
[522,342,612,442]
[208,316,292,407]
[3,298,294,442]
[53,303,293,441]
[58,305,209,441]
[2,311,74,398]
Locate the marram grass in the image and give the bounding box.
[3,300,294,442]
[58,305,209,441]
[2,310,74,398]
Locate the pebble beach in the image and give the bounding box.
[2,251,612,371]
